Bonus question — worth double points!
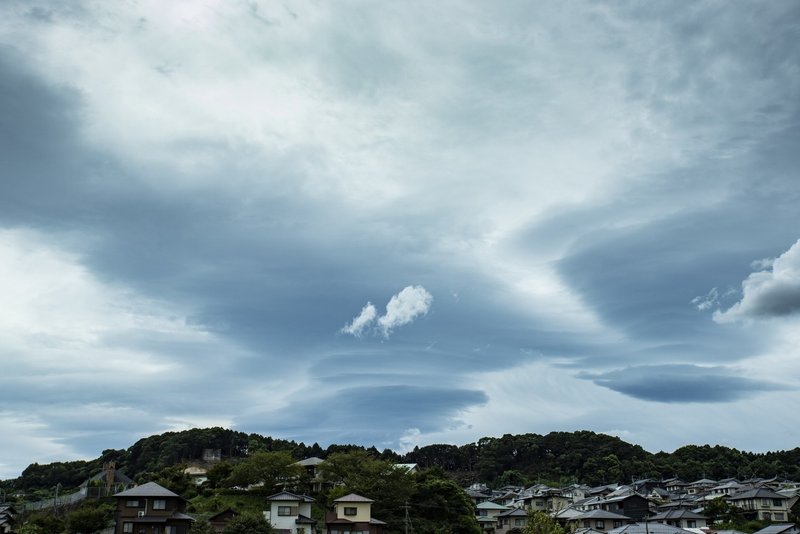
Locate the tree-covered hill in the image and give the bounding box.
[3,428,800,493]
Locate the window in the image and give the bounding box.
[153,499,166,510]
[515,519,525,526]
[583,521,591,528]
[773,499,783,507]
[126,500,140,507]
[278,506,293,516]
[165,527,177,534]
[763,499,772,506]
[596,520,605,529]
[344,507,358,516]
[763,513,772,521]
[614,521,623,528]
[123,523,133,533]
[687,521,696,528]
[774,513,784,521]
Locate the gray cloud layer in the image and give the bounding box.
[1,1,800,477]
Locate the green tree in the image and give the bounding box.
[222,513,273,534]
[226,451,302,492]
[66,504,114,534]
[523,510,564,534]
[189,520,218,534]
[409,470,480,534]
[24,512,65,534]
[319,450,415,531]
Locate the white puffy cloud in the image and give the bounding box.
[340,302,378,337]
[341,285,433,338]
[377,285,433,337]
[715,239,800,322]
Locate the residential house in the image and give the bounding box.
[495,507,528,534]
[607,523,695,534]
[202,449,222,462]
[600,494,650,520]
[207,509,238,533]
[295,457,326,492]
[571,510,634,532]
[517,490,570,513]
[648,510,707,529]
[664,481,688,494]
[476,501,509,533]
[686,479,716,495]
[113,481,194,534]
[183,465,208,486]
[265,491,316,534]
[393,463,419,474]
[0,503,18,534]
[81,463,135,498]
[466,485,494,506]
[728,488,791,522]
[751,525,800,534]
[325,493,386,534]
[553,505,586,527]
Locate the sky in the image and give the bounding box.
[1,1,799,480]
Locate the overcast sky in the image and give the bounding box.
[1,1,800,480]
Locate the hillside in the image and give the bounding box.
[3,428,800,493]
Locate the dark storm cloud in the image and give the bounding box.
[582,364,793,403]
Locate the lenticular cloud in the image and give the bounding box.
[341,285,433,338]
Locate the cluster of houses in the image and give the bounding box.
[111,482,386,534]
[466,476,800,534]
[4,455,800,534]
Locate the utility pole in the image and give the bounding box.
[403,501,412,534]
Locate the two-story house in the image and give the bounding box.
[113,482,194,534]
[571,509,634,532]
[266,491,317,534]
[728,488,791,522]
[649,509,707,529]
[325,493,386,534]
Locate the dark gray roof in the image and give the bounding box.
[497,507,528,518]
[751,525,799,534]
[650,510,706,520]
[575,510,632,520]
[608,523,694,534]
[267,491,314,503]
[84,469,134,486]
[729,488,786,500]
[114,481,182,499]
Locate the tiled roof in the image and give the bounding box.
[607,523,694,534]
[477,501,508,510]
[113,482,181,498]
[729,488,786,500]
[267,491,315,502]
[295,457,325,466]
[574,509,632,520]
[751,525,799,534]
[334,493,374,503]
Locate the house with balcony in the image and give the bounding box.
[325,493,386,534]
[728,488,790,522]
[265,491,317,534]
[113,482,194,534]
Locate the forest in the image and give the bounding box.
[4,428,799,493]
